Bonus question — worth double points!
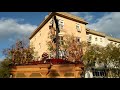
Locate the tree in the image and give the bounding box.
[2,39,35,65]
[82,43,120,78]
[105,44,120,69]
[0,59,12,78]
[47,33,85,62]
[62,34,85,62]
[104,44,120,77]
[0,37,37,78]
[47,26,56,58]
[82,44,103,68]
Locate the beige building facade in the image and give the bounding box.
[86,28,120,47]
[29,12,120,59]
[29,12,88,59]
[86,28,107,47]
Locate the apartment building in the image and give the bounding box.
[106,36,120,47]
[29,12,120,59]
[86,28,120,47]
[29,12,88,59]
[86,28,107,47]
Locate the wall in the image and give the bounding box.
[87,33,120,47]
[56,16,87,42]
[87,34,108,47]
[30,15,87,58]
[11,64,84,78]
[30,18,52,59]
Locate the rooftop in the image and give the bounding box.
[54,12,88,24]
[106,36,120,43]
[29,12,88,39]
[86,28,120,43]
[86,28,106,37]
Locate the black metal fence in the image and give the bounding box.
[91,68,120,78]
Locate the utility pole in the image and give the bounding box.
[53,15,60,59]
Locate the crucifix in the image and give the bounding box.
[53,15,60,59]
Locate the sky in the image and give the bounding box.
[0,12,120,60]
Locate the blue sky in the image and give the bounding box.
[0,12,120,60]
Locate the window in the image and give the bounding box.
[59,50,65,59]
[49,25,52,29]
[100,38,102,42]
[95,37,97,41]
[87,35,92,43]
[76,37,81,43]
[53,38,56,43]
[76,23,81,32]
[59,36,64,45]
[50,19,54,25]
[49,19,54,29]
[89,35,92,40]
[60,36,63,40]
[58,19,64,30]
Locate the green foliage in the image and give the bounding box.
[3,40,35,64]
[47,34,80,61]
[47,34,85,62]
[46,41,56,51]
[0,59,12,78]
[0,39,35,78]
[82,45,102,66]
[82,43,120,77]
[105,44,120,68]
